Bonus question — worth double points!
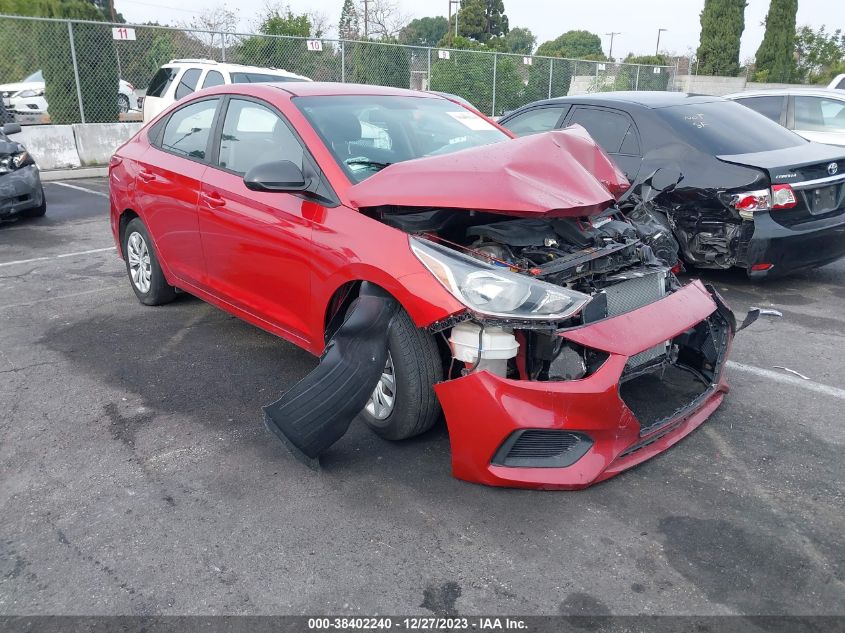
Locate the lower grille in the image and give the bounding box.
[492,429,593,468]
[604,269,668,368]
[620,364,711,436]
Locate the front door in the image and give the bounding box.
[198,97,317,345]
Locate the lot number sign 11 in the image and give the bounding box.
[112,27,136,41]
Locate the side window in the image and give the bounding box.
[217,99,304,175]
[568,107,633,154]
[160,99,218,160]
[174,68,202,100]
[795,96,845,130]
[837,77,845,90]
[735,96,783,123]
[619,126,640,155]
[147,67,179,98]
[502,107,567,136]
[202,70,225,89]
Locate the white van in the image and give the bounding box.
[142,59,311,122]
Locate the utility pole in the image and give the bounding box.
[605,32,621,61]
[363,0,368,38]
[108,0,116,22]
[449,0,460,42]
[656,28,667,56]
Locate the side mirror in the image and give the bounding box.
[1,123,22,135]
[244,160,310,193]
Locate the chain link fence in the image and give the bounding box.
[0,14,676,125]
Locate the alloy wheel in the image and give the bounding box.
[126,231,152,293]
[365,353,395,420]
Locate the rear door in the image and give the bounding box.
[563,105,642,181]
[789,95,845,146]
[198,96,318,344]
[135,97,219,286]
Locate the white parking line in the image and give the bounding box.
[727,360,845,400]
[0,246,116,268]
[49,181,109,198]
[0,286,120,311]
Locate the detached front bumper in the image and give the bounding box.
[434,281,733,490]
[0,164,43,221]
[745,211,845,278]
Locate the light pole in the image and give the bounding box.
[449,0,460,42]
[656,28,668,56]
[605,32,621,61]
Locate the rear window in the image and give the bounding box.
[147,66,179,98]
[657,100,805,155]
[231,72,305,83]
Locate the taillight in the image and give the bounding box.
[731,189,771,219]
[771,183,797,209]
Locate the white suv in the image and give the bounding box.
[142,60,311,122]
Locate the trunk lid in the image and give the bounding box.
[718,143,845,226]
[348,126,630,218]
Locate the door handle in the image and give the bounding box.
[138,170,156,182]
[200,191,226,208]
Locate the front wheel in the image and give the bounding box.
[118,94,130,113]
[361,307,443,440]
[122,217,176,306]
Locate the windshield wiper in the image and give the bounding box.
[345,159,393,171]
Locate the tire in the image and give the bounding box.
[118,93,130,113]
[361,306,444,440]
[23,187,46,218]
[122,217,176,306]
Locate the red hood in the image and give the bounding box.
[347,125,629,218]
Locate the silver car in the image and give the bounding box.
[725,88,845,147]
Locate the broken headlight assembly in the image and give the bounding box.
[0,150,34,175]
[410,236,591,321]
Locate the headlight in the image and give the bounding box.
[0,151,33,174]
[410,236,591,321]
[16,89,44,98]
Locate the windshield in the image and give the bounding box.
[294,95,509,182]
[23,70,43,83]
[231,72,306,83]
[657,100,807,155]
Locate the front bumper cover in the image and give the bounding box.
[434,280,733,490]
[0,164,42,220]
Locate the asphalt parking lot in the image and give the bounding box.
[0,178,843,617]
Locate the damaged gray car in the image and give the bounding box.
[500,92,845,278]
[0,122,46,222]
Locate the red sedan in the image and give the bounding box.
[109,82,736,489]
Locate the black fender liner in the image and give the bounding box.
[263,283,399,467]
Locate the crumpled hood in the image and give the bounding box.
[348,125,630,218]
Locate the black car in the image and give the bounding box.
[499,92,845,278]
[0,122,46,222]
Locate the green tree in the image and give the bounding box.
[535,30,605,59]
[794,25,844,83]
[398,16,448,47]
[338,0,359,40]
[696,0,747,76]
[451,0,509,44]
[351,39,410,88]
[0,0,119,123]
[489,26,535,54]
[754,0,798,82]
[237,8,340,81]
[430,48,521,115]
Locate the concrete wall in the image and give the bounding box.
[72,122,142,166]
[16,125,81,171]
[672,75,746,96]
[13,122,141,171]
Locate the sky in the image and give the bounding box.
[114,0,836,62]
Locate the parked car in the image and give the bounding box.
[724,88,845,147]
[499,92,845,277]
[0,122,46,222]
[828,74,845,91]
[0,70,138,116]
[110,82,737,489]
[142,59,311,122]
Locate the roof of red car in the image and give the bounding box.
[269,81,440,98]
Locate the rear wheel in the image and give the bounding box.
[118,94,130,113]
[361,307,443,440]
[123,217,175,306]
